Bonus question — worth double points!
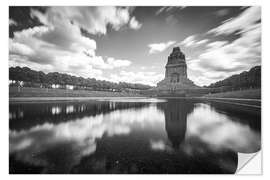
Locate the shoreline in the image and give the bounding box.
[9,96,261,107]
[9,87,261,107]
[9,96,149,103]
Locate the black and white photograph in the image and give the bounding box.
[7,3,263,175]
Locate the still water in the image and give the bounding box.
[9,98,261,174]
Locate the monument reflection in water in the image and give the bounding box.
[9,98,261,174]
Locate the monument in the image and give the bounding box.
[157,99,194,149]
[156,47,197,93]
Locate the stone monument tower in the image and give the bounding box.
[165,47,187,82]
[157,46,197,90]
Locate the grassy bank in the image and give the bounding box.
[9,87,261,101]
[9,87,144,98]
[203,88,261,99]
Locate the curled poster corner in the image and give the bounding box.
[236,151,262,175]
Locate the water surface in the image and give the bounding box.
[9,98,261,174]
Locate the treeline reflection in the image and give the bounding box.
[9,101,150,131]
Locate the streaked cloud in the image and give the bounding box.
[180,35,209,47]
[9,6,261,86]
[31,7,141,35]
[180,35,196,47]
[155,6,186,15]
[208,6,261,35]
[206,41,228,49]
[195,39,209,45]
[148,41,176,54]
[186,7,261,86]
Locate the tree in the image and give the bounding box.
[207,66,261,91]
[9,66,153,91]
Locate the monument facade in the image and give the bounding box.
[157,47,197,91]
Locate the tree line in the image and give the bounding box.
[9,66,152,91]
[206,66,261,90]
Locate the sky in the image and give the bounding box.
[9,6,261,86]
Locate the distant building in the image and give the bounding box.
[9,80,16,85]
[66,85,74,90]
[156,47,197,91]
[52,84,60,89]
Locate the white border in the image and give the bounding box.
[2,0,269,179]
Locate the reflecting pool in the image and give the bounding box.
[9,98,261,174]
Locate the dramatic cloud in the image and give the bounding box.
[148,41,176,54]
[155,6,186,15]
[208,6,261,35]
[109,71,164,86]
[196,39,209,45]
[9,6,261,86]
[188,7,261,86]
[9,7,134,80]
[188,36,260,86]
[180,35,196,47]
[155,7,167,15]
[206,41,228,49]
[129,17,142,30]
[31,7,141,35]
[180,35,209,47]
